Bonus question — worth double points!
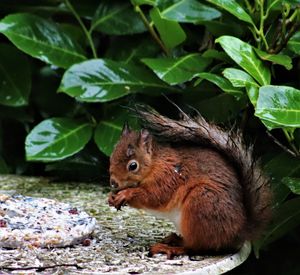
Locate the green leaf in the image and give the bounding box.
[95,121,122,156]
[254,48,292,70]
[202,49,232,63]
[105,36,160,64]
[0,13,86,69]
[287,31,300,55]
[264,152,300,206]
[33,67,75,118]
[0,43,31,106]
[223,68,259,88]
[192,93,247,123]
[25,118,93,162]
[161,0,221,23]
[0,105,33,123]
[150,7,186,50]
[94,108,138,156]
[255,85,300,128]
[216,36,271,86]
[267,0,281,11]
[206,0,254,25]
[254,197,300,256]
[282,177,300,195]
[131,0,157,6]
[246,84,259,106]
[45,148,104,182]
[197,72,243,98]
[69,0,101,19]
[91,1,146,35]
[266,0,300,11]
[59,59,176,102]
[282,0,300,7]
[142,54,211,85]
[203,18,244,38]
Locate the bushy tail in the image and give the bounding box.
[136,106,272,239]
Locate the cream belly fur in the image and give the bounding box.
[144,208,182,234]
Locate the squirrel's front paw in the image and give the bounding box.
[108,189,133,211]
[108,192,116,207]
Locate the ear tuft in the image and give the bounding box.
[121,122,131,136]
[139,129,152,154]
[140,128,150,141]
[127,144,135,157]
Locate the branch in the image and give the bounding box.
[266,131,299,158]
[64,0,97,58]
[271,22,300,53]
[134,5,169,56]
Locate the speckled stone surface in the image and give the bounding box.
[0,175,251,274]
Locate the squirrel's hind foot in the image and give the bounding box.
[148,243,186,259]
[161,233,183,246]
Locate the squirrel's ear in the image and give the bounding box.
[121,122,131,136]
[139,129,152,154]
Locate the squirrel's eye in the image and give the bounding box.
[127,160,139,172]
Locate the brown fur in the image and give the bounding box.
[108,110,272,259]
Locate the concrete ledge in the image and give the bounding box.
[0,175,251,274]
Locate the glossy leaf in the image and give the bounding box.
[254,48,292,70]
[216,36,271,86]
[287,31,300,55]
[94,108,138,156]
[202,49,232,63]
[0,44,31,106]
[0,105,33,123]
[264,152,300,206]
[25,118,93,161]
[206,0,254,25]
[150,7,186,50]
[223,68,259,88]
[59,59,175,102]
[45,148,104,182]
[91,1,146,35]
[203,19,244,38]
[142,54,211,85]
[161,0,221,23]
[246,84,259,106]
[95,121,122,156]
[282,177,300,195]
[254,197,300,257]
[255,85,300,128]
[197,72,243,98]
[105,36,160,63]
[193,93,247,123]
[0,13,86,69]
[69,0,101,19]
[246,83,276,130]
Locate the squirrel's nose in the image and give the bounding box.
[110,179,119,189]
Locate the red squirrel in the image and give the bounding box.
[108,107,272,259]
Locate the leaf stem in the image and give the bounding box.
[64,0,97,58]
[266,131,298,158]
[245,0,254,14]
[283,129,299,156]
[287,8,299,24]
[258,0,269,50]
[134,5,169,56]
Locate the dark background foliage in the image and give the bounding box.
[0,0,300,272]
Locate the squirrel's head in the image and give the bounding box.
[109,123,154,193]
